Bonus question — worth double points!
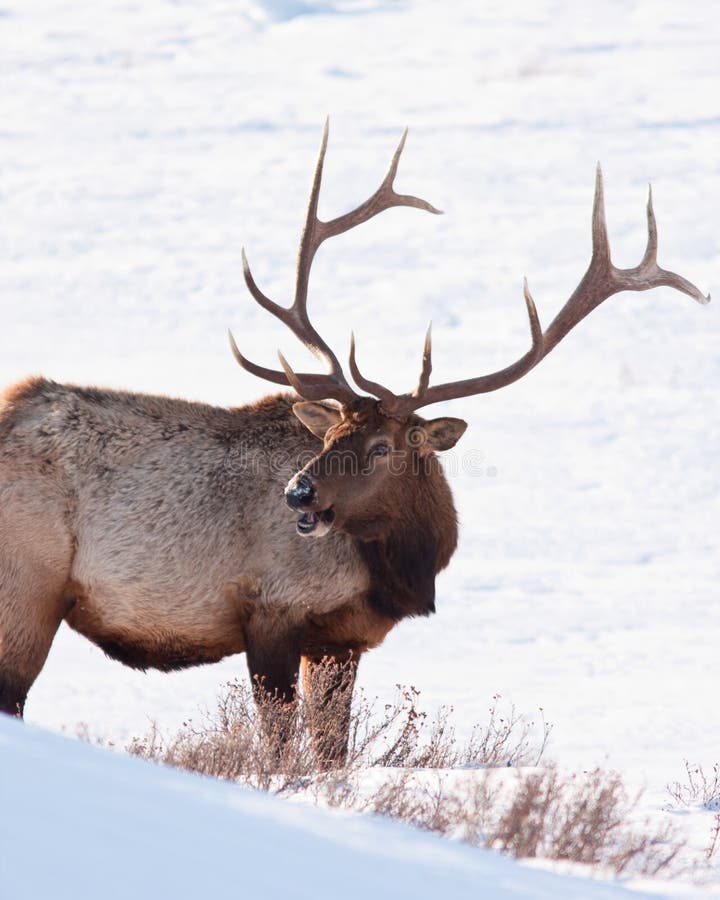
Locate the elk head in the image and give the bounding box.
[281,395,466,539]
[231,122,709,541]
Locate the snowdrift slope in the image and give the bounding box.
[0,716,651,900]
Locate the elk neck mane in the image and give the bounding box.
[351,447,459,623]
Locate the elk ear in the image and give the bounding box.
[422,417,467,451]
[293,402,342,439]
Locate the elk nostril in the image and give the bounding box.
[285,475,315,509]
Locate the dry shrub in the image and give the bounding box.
[127,677,548,789]
[667,761,720,863]
[708,815,720,863]
[485,766,679,876]
[126,677,679,878]
[129,677,333,793]
[333,765,678,878]
[362,688,549,770]
[352,769,498,845]
[668,762,720,812]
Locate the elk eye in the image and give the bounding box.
[367,442,390,460]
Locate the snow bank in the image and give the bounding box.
[0,715,648,900]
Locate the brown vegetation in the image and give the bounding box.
[126,678,679,878]
[127,674,546,788]
[668,761,720,812]
[668,761,720,863]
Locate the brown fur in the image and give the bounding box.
[0,379,458,757]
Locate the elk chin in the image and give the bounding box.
[296,508,336,538]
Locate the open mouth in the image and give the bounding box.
[296,508,336,536]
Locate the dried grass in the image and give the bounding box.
[667,761,720,863]
[484,766,680,876]
[125,676,679,878]
[127,676,547,789]
[668,761,720,812]
[708,815,720,863]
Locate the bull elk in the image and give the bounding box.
[0,124,708,763]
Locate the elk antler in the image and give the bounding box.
[350,165,709,418]
[230,120,441,404]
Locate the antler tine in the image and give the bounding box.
[349,332,398,410]
[237,121,354,399]
[232,122,442,404]
[292,117,331,317]
[530,170,709,361]
[241,248,289,323]
[591,163,611,265]
[242,243,355,392]
[413,323,433,397]
[377,167,708,416]
[228,330,336,390]
[321,128,443,245]
[640,184,658,268]
[276,350,350,403]
[633,182,709,305]
[522,277,543,346]
[383,281,543,416]
[291,125,442,324]
[229,329,286,387]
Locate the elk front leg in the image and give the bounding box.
[243,615,303,754]
[301,650,361,768]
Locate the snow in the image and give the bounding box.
[0,714,651,900]
[1,0,719,895]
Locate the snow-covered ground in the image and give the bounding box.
[2,714,663,900]
[1,0,718,895]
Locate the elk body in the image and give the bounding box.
[0,124,708,762]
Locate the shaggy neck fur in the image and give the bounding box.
[350,451,458,622]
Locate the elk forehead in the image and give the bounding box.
[291,396,469,458]
[321,401,468,456]
[325,398,404,444]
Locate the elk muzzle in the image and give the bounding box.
[285,474,315,510]
[284,474,336,537]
